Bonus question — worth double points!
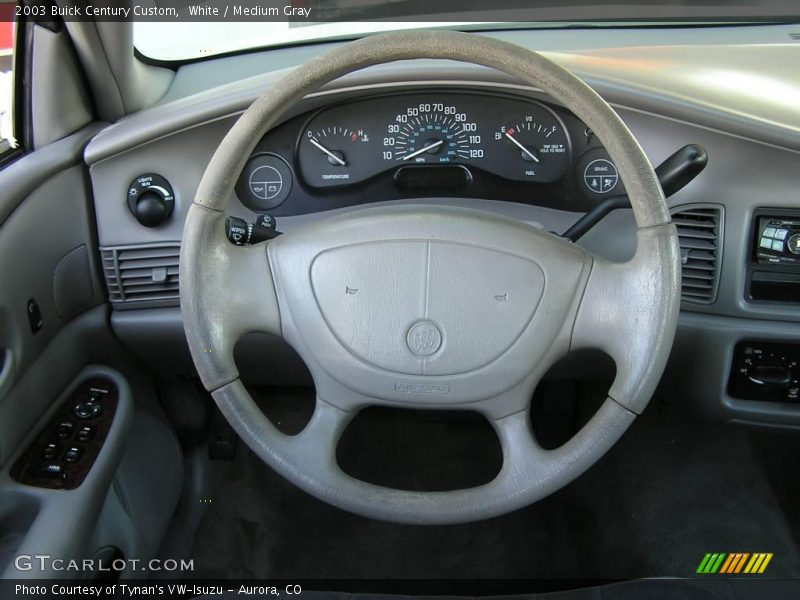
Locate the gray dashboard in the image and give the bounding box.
[85,24,800,428]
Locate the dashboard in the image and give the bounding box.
[236,91,620,216]
[82,27,800,431]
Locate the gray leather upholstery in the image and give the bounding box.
[180,31,680,524]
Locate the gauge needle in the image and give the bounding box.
[402,140,444,161]
[309,137,346,166]
[504,132,540,163]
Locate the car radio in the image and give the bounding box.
[747,211,800,303]
[755,216,800,264]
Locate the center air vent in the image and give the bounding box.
[101,244,181,307]
[671,205,724,304]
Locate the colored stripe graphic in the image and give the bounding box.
[697,553,773,574]
[735,553,750,573]
[721,553,749,574]
[744,553,773,574]
[697,553,726,574]
[719,554,735,573]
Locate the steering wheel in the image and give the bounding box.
[180,31,680,525]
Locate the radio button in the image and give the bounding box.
[788,233,800,255]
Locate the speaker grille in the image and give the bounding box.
[53,245,95,319]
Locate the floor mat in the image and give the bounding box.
[190,390,800,580]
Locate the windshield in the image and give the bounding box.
[133,0,800,62]
[135,22,475,61]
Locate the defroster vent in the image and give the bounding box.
[671,204,724,304]
[101,243,181,307]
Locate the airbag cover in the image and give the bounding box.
[311,241,545,375]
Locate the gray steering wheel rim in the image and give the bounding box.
[180,30,680,525]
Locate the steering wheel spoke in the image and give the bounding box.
[213,377,634,525]
[180,205,281,391]
[490,396,635,498]
[570,225,681,414]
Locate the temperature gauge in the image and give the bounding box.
[306,125,368,166]
[297,123,374,188]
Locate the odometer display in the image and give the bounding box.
[382,103,483,164]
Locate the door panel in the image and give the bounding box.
[0,129,105,465]
[0,18,183,579]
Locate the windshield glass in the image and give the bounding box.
[135,22,474,62]
[133,0,800,62]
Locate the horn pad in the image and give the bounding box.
[310,241,545,376]
[269,205,589,406]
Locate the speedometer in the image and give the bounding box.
[382,103,483,164]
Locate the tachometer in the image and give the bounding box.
[382,103,483,164]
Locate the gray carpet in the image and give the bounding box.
[190,385,800,580]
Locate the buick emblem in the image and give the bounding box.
[406,321,443,356]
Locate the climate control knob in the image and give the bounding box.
[748,360,793,387]
[127,174,175,228]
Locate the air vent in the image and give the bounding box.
[101,244,181,307]
[671,205,724,304]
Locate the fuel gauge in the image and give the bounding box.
[491,110,570,182]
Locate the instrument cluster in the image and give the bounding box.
[297,93,571,188]
[236,91,623,216]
